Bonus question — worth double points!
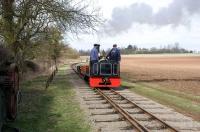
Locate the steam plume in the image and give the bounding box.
[105,0,200,35]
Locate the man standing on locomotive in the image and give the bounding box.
[106,44,121,63]
[90,44,100,75]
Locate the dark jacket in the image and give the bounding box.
[107,47,121,62]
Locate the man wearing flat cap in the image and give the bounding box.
[90,44,100,75]
[106,44,121,63]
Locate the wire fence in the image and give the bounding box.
[45,66,58,90]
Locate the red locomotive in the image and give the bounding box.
[74,59,120,88]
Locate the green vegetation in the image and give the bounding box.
[1,0,100,130]
[122,81,200,121]
[9,66,90,132]
[140,83,200,103]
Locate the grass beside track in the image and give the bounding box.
[9,65,90,132]
[122,81,200,121]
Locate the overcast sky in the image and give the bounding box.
[66,0,200,51]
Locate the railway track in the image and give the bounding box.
[95,88,179,132]
[70,63,200,132]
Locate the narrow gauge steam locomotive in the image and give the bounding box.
[74,59,120,88]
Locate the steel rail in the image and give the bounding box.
[71,63,78,73]
[71,63,179,132]
[110,89,179,132]
[96,88,149,132]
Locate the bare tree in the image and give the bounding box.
[0,0,101,72]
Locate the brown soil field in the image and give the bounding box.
[121,55,200,96]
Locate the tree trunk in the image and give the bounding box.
[1,0,15,47]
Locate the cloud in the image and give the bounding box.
[104,0,200,35]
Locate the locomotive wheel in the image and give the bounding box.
[6,64,19,120]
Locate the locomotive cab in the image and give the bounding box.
[89,59,120,88]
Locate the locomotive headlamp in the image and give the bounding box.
[102,77,110,83]
[102,78,106,83]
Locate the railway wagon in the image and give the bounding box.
[74,59,120,88]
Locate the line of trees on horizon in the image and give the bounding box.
[78,43,195,56]
[121,43,194,54]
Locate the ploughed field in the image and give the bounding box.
[121,55,200,96]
